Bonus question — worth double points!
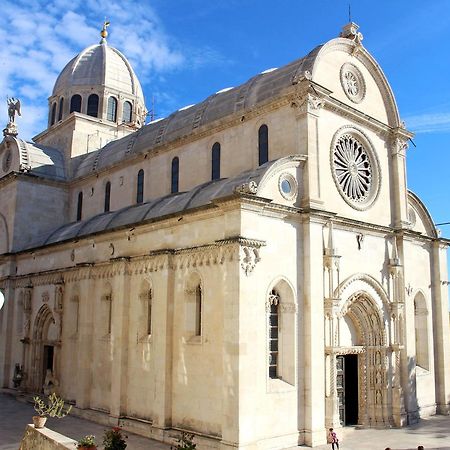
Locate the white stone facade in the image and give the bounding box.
[0,22,449,449]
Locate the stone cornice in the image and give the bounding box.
[6,235,266,284]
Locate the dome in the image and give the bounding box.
[53,43,144,100]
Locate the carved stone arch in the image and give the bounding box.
[29,304,58,392]
[184,271,203,338]
[407,191,438,238]
[334,274,391,426]
[0,212,9,254]
[336,273,390,313]
[265,276,296,385]
[265,276,297,312]
[309,38,401,127]
[138,277,153,338]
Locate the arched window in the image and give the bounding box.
[76,192,83,221]
[414,293,429,370]
[136,169,144,204]
[185,273,203,338]
[171,157,179,193]
[267,280,295,384]
[101,284,112,335]
[58,98,64,121]
[211,142,221,180]
[70,94,82,114]
[104,181,111,212]
[107,96,118,122]
[139,282,153,338]
[268,289,280,379]
[258,124,269,166]
[123,101,132,123]
[87,94,99,117]
[50,103,57,126]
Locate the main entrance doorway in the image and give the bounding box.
[336,354,358,425]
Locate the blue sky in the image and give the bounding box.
[0,0,449,244]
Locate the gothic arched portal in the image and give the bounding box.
[29,304,58,392]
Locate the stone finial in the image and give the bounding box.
[100,20,110,44]
[340,22,363,45]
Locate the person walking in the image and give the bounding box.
[327,428,339,450]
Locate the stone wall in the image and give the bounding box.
[20,424,76,450]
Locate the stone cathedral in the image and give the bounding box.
[0,22,449,449]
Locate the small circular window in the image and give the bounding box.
[331,129,380,210]
[278,173,297,201]
[340,63,365,103]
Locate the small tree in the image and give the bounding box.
[33,392,72,418]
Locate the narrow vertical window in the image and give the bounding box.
[58,97,64,121]
[171,157,179,193]
[268,289,280,379]
[76,192,83,221]
[258,124,269,166]
[123,101,132,123]
[70,94,82,113]
[195,284,202,336]
[87,94,99,117]
[136,169,144,204]
[147,289,152,335]
[211,142,221,180]
[104,181,111,212]
[107,96,118,122]
[107,295,112,334]
[50,103,57,126]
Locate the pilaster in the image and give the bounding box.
[109,259,131,417]
[291,82,330,209]
[389,130,412,229]
[431,240,450,414]
[76,266,94,409]
[302,218,326,446]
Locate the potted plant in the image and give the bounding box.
[103,426,127,450]
[32,392,72,428]
[76,435,97,449]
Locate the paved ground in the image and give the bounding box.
[1,392,449,450]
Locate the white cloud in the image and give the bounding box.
[0,0,187,139]
[404,112,450,134]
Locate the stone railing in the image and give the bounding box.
[20,424,76,449]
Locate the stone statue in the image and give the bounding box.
[7,97,21,123]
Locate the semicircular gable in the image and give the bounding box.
[310,37,401,127]
[407,191,438,238]
[256,155,307,207]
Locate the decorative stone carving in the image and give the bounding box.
[356,233,364,250]
[41,291,49,303]
[240,246,261,276]
[340,63,366,103]
[331,127,381,211]
[290,93,325,115]
[291,70,312,85]
[234,181,258,195]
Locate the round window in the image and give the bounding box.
[340,63,366,104]
[281,179,292,194]
[278,173,298,201]
[331,130,380,210]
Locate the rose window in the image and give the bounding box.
[340,63,365,103]
[343,71,359,96]
[333,134,372,203]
